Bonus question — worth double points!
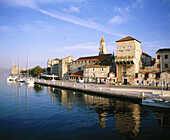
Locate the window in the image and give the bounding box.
[165,64,168,68]
[135,73,138,78]
[92,68,96,71]
[128,46,131,50]
[85,73,87,77]
[101,73,104,76]
[141,74,143,77]
[157,64,160,68]
[165,55,168,59]
[157,55,160,59]
[151,75,153,78]
[137,80,139,83]
[101,68,105,71]
[120,47,124,51]
[92,73,95,77]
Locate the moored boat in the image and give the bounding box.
[142,98,170,109]
[7,75,18,81]
[25,78,34,84]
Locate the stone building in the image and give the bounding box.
[50,56,73,80]
[11,65,18,75]
[51,58,60,75]
[59,56,73,80]
[46,59,51,74]
[69,71,84,82]
[83,64,110,83]
[69,36,116,76]
[115,36,142,85]
[141,52,152,66]
[161,71,170,87]
[155,48,170,72]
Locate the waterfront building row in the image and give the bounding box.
[46,36,170,87]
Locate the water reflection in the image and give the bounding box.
[33,84,43,93]
[47,87,141,138]
[5,81,170,139]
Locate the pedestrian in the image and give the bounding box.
[167,83,169,91]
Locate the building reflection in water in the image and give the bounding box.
[114,101,141,139]
[6,81,170,139]
[48,87,141,138]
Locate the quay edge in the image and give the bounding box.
[34,79,142,102]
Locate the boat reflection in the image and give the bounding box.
[48,87,141,138]
[8,82,170,139]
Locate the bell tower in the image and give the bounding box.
[99,36,107,55]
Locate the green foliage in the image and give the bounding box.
[24,66,46,78]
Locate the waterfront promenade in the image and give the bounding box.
[34,79,170,100]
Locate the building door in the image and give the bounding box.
[124,79,128,85]
[151,81,154,86]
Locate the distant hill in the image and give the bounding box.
[0,68,10,76]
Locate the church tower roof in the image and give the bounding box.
[116,36,141,43]
[100,36,105,43]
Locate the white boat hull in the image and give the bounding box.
[142,99,170,109]
[7,76,18,81]
[25,78,35,84]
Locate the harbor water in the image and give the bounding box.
[0,75,170,140]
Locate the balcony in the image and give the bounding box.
[115,56,135,64]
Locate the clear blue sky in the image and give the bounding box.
[0,0,170,69]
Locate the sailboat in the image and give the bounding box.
[142,57,170,109]
[7,58,18,82]
[17,51,24,82]
[25,51,34,85]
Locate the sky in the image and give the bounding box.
[0,0,170,69]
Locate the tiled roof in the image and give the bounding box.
[75,54,112,62]
[156,48,170,53]
[61,56,73,60]
[69,71,83,77]
[142,52,151,57]
[141,72,148,74]
[53,58,60,60]
[84,64,109,68]
[164,70,170,74]
[116,36,141,43]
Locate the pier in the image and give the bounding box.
[34,79,170,101]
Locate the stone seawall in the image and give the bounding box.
[34,79,170,101]
[34,79,148,101]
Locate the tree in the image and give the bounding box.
[32,66,44,78]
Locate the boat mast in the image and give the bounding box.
[160,56,163,97]
[18,51,21,77]
[26,51,29,78]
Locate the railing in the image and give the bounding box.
[115,56,135,63]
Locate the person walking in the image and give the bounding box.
[167,83,169,91]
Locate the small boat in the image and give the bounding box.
[7,75,18,81]
[17,77,25,82]
[142,98,170,109]
[25,78,34,84]
[142,56,170,109]
[24,51,34,85]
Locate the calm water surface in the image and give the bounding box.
[0,75,170,140]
